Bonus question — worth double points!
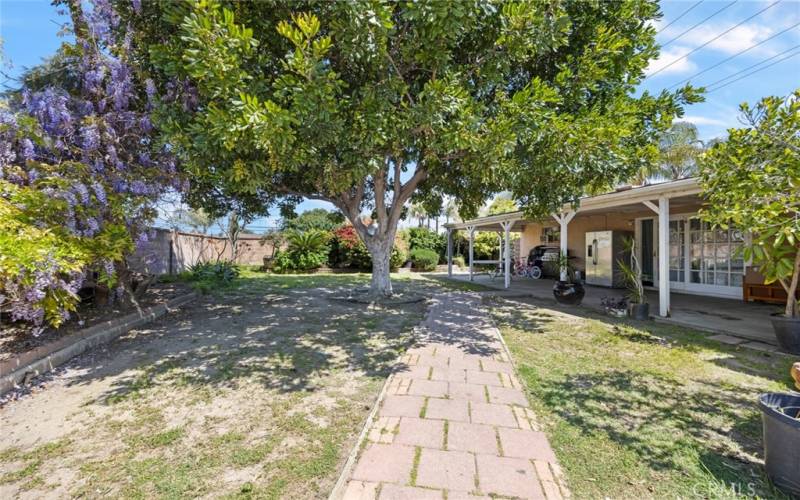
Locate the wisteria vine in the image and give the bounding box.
[0,0,186,331]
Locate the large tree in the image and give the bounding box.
[125,0,698,296]
[699,91,800,318]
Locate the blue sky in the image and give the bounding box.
[2,0,798,229]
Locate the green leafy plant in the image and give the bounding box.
[187,261,239,283]
[410,249,439,272]
[453,256,466,268]
[617,236,645,304]
[403,228,446,261]
[272,230,331,273]
[551,251,577,283]
[699,90,800,318]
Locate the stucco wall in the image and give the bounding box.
[129,228,280,275]
[518,201,704,273]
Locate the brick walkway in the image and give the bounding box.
[337,293,568,500]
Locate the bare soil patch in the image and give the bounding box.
[0,272,436,499]
[0,280,192,362]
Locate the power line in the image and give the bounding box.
[657,1,705,34]
[706,49,800,92]
[701,44,800,90]
[649,0,781,78]
[660,1,738,49]
[667,20,800,89]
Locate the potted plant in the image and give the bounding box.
[552,252,585,305]
[601,296,628,317]
[699,92,800,354]
[617,236,649,320]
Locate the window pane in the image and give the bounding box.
[690,218,701,231]
[730,258,744,272]
[705,271,714,284]
[691,231,702,243]
[703,244,715,271]
[715,273,728,286]
[731,274,743,287]
[716,245,730,271]
[691,271,702,283]
[716,229,728,243]
[690,244,702,269]
[731,229,745,242]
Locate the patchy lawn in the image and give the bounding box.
[0,271,441,499]
[490,296,796,499]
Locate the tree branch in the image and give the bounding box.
[374,162,388,233]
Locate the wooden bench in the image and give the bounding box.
[743,268,799,304]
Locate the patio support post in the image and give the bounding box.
[497,232,503,277]
[501,221,512,289]
[658,196,671,317]
[467,226,475,281]
[552,211,576,281]
[446,228,453,277]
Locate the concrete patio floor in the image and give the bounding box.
[440,271,784,347]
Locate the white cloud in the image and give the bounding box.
[679,115,733,127]
[645,45,698,77]
[660,22,784,57]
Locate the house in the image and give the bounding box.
[443,177,750,318]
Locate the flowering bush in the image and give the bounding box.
[0,0,182,331]
[329,226,407,271]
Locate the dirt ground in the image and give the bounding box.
[0,280,193,362]
[0,272,431,499]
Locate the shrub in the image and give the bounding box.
[188,261,239,283]
[453,255,466,268]
[329,225,407,271]
[410,248,439,271]
[272,229,330,273]
[402,227,446,262]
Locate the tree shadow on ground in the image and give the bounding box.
[490,294,796,390]
[56,275,436,404]
[538,369,788,496]
[413,292,504,357]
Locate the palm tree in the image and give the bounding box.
[443,198,460,224]
[632,121,704,185]
[409,202,427,228]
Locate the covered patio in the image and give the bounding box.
[444,271,783,347]
[441,178,787,348]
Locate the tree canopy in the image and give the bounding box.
[699,90,800,318]
[125,0,699,295]
[282,207,345,233]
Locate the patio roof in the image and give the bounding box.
[444,177,702,230]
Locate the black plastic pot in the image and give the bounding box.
[553,281,585,306]
[628,303,650,321]
[759,392,800,496]
[771,316,800,354]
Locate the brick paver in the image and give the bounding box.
[337,293,567,500]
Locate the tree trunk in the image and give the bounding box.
[784,251,800,317]
[368,241,394,297]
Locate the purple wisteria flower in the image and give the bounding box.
[21,138,35,160]
[91,181,107,205]
[2,0,183,330]
[81,124,101,151]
